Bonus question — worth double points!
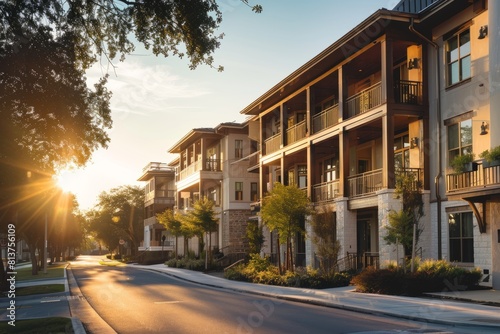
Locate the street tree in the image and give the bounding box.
[310,205,340,275]
[260,183,313,273]
[187,197,219,270]
[157,209,184,257]
[384,172,424,265]
[88,185,144,256]
[246,220,264,255]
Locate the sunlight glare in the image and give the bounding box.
[54,168,82,194]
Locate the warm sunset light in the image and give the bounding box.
[54,168,82,194]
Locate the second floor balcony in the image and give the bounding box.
[446,163,500,194]
[264,133,281,155]
[287,120,307,145]
[178,158,222,181]
[346,82,382,119]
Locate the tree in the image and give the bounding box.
[87,185,144,256]
[384,172,424,263]
[310,205,340,275]
[187,197,218,270]
[246,220,264,255]
[260,183,313,273]
[157,209,184,257]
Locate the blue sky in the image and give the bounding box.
[61,0,393,210]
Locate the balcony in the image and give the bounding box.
[264,133,281,155]
[312,104,339,134]
[394,80,422,105]
[286,120,307,146]
[178,158,222,181]
[313,180,341,203]
[348,168,383,198]
[447,163,500,193]
[346,82,382,118]
[145,189,176,203]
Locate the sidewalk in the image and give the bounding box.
[134,263,500,330]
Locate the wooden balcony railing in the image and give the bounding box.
[346,82,382,118]
[286,120,307,145]
[145,189,176,202]
[178,159,202,181]
[348,168,383,198]
[446,163,500,192]
[312,180,341,203]
[312,104,339,134]
[264,133,281,155]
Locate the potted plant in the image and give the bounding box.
[479,146,500,168]
[450,153,476,173]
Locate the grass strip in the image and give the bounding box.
[0,317,72,334]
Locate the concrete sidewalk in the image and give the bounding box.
[133,263,500,331]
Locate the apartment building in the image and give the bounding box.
[239,0,500,288]
[137,162,176,262]
[167,122,259,258]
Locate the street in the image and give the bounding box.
[69,256,466,334]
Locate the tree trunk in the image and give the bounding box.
[276,232,282,275]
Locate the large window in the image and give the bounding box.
[449,212,474,263]
[250,182,258,202]
[447,119,472,166]
[446,28,471,86]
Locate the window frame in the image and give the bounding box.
[235,181,243,201]
[448,211,474,263]
[447,118,472,167]
[235,139,243,159]
[445,27,471,87]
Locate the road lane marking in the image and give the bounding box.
[154,301,181,304]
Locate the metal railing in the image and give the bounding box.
[312,180,341,203]
[312,104,339,134]
[346,82,382,118]
[286,120,307,145]
[394,80,422,105]
[264,133,281,155]
[348,168,383,198]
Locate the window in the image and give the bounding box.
[449,212,474,263]
[235,140,243,159]
[250,182,258,202]
[446,29,470,86]
[322,157,338,182]
[235,182,243,200]
[447,119,472,166]
[394,134,410,170]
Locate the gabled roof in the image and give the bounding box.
[168,128,217,154]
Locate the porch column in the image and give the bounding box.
[307,143,314,199]
[279,104,285,148]
[338,66,346,121]
[200,138,206,170]
[377,189,402,267]
[336,197,356,258]
[306,86,311,137]
[381,38,394,104]
[339,129,349,197]
[382,114,395,189]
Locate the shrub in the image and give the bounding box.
[352,260,482,296]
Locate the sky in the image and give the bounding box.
[60,0,395,211]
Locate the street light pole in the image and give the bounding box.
[43,212,47,274]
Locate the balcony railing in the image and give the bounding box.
[264,133,281,155]
[446,163,500,192]
[394,80,422,105]
[286,120,307,145]
[346,82,382,118]
[312,104,339,134]
[312,180,341,203]
[348,168,383,198]
[145,189,176,202]
[178,159,202,181]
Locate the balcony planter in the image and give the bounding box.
[479,146,500,168]
[450,153,476,173]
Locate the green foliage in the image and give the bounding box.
[246,220,265,255]
[351,260,483,296]
[87,185,144,254]
[384,171,423,257]
[224,254,352,289]
[310,206,340,274]
[261,183,313,272]
[166,257,205,271]
[450,153,475,173]
[479,146,500,163]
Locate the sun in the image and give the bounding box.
[54,168,81,193]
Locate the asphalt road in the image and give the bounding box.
[70,258,460,334]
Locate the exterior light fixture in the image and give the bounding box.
[480,122,488,135]
[410,137,419,148]
[408,58,419,69]
[478,25,488,39]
